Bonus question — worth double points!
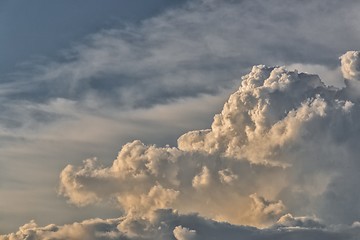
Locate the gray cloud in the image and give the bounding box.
[1,210,360,240]
[2,0,360,165]
[3,0,360,110]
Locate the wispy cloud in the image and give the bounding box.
[1,0,360,138]
[2,0,360,236]
[4,0,360,107]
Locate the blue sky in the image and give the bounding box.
[0,0,185,74]
[1,0,360,238]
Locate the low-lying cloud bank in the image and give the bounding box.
[2,51,360,239]
[2,210,360,240]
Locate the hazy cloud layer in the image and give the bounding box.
[3,0,360,111]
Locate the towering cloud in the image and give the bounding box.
[341,51,360,81]
[2,52,360,239]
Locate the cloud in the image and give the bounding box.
[173,226,197,240]
[340,51,360,98]
[340,51,360,81]
[2,210,360,240]
[58,140,288,227]
[0,90,230,233]
[53,52,360,236]
[274,213,325,229]
[3,0,360,235]
[286,63,344,88]
[4,0,360,113]
[3,51,360,238]
[0,218,122,240]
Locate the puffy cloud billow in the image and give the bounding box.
[2,210,360,240]
[3,51,360,239]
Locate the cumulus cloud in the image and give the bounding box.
[58,137,287,227]
[2,210,360,240]
[0,218,122,240]
[340,51,360,97]
[3,52,360,238]
[55,51,360,230]
[340,51,360,81]
[4,0,360,235]
[274,213,324,229]
[173,226,197,240]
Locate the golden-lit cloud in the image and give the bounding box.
[3,52,360,239]
[57,53,360,229]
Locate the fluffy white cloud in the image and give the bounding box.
[4,0,360,235]
[274,213,324,229]
[340,51,360,97]
[340,51,360,81]
[4,52,360,239]
[56,52,360,229]
[0,218,121,240]
[173,226,197,240]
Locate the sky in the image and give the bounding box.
[1,0,360,239]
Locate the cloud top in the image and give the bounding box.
[341,51,360,81]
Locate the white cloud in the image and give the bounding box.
[55,55,360,232]
[340,51,360,98]
[192,166,211,189]
[0,91,229,233]
[340,51,360,81]
[3,0,360,235]
[275,213,324,229]
[3,52,360,238]
[287,63,344,88]
[173,226,197,240]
